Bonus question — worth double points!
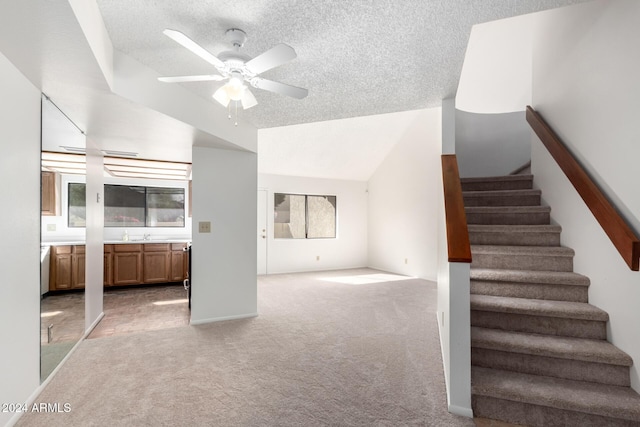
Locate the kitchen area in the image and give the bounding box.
[40,96,192,380]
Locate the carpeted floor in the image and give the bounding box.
[18,268,474,427]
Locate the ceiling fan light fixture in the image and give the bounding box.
[226,75,245,101]
[212,86,231,107]
[241,88,258,110]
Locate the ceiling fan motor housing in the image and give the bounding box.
[226,28,247,48]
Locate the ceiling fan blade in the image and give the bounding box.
[163,29,225,68]
[245,43,297,75]
[158,74,226,83]
[251,78,308,99]
[241,89,258,110]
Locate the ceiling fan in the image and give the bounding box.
[158,28,308,111]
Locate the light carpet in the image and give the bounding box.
[18,268,473,426]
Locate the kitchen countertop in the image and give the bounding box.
[43,239,191,246]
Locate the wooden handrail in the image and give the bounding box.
[442,154,472,263]
[526,106,640,271]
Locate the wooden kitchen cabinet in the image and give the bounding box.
[170,243,188,282]
[112,244,143,286]
[50,246,72,290]
[73,253,86,289]
[104,245,113,286]
[143,244,170,283]
[49,245,85,291]
[48,242,189,291]
[41,171,56,216]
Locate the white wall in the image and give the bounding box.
[437,99,472,417]
[0,52,41,427]
[191,146,258,324]
[456,110,531,178]
[456,13,533,114]
[84,141,104,331]
[258,174,368,274]
[532,0,640,391]
[368,108,442,280]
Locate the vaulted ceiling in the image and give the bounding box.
[95,0,590,129]
[0,0,591,171]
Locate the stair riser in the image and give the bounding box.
[471,252,573,272]
[472,395,639,427]
[472,348,630,387]
[471,311,607,339]
[463,194,541,207]
[466,211,550,225]
[461,180,533,192]
[469,230,560,246]
[471,280,589,302]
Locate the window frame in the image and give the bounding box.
[67,182,186,228]
[273,192,337,239]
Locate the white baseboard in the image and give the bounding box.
[190,312,258,325]
[448,404,474,418]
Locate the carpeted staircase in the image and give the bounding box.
[461,173,640,427]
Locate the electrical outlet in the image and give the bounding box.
[47,224,56,232]
[316,255,320,261]
[405,258,408,264]
[198,221,211,233]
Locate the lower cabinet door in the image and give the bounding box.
[113,253,143,285]
[143,252,170,283]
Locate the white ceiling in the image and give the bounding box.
[0,0,591,173]
[95,0,590,129]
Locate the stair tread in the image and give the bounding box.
[466,205,550,213]
[471,245,574,257]
[470,268,590,287]
[461,175,533,183]
[472,367,640,422]
[463,189,541,197]
[470,294,609,321]
[468,224,561,233]
[471,327,632,366]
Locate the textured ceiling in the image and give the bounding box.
[95,0,590,129]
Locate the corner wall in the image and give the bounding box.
[0,52,41,427]
[367,108,442,280]
[191,146,258,324]
[531,0,640,391]
[258,174,368,274]
[437,98,472,417]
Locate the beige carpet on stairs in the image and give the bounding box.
[17,268,474,427]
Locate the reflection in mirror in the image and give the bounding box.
[40,95,86,382]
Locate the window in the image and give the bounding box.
[68,183,86,228]
[274,193,336,239]
[104,185,145,227]
[68,183,185,228]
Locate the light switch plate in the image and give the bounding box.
[198,221,211,233]
[47,224,56,232]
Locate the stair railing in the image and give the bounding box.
[526,106,640,271]
[441,154,472,263]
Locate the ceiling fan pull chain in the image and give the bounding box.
[235,101,238,126]
[227,102,232,120]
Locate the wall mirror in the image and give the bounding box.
[40,95,86,382]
